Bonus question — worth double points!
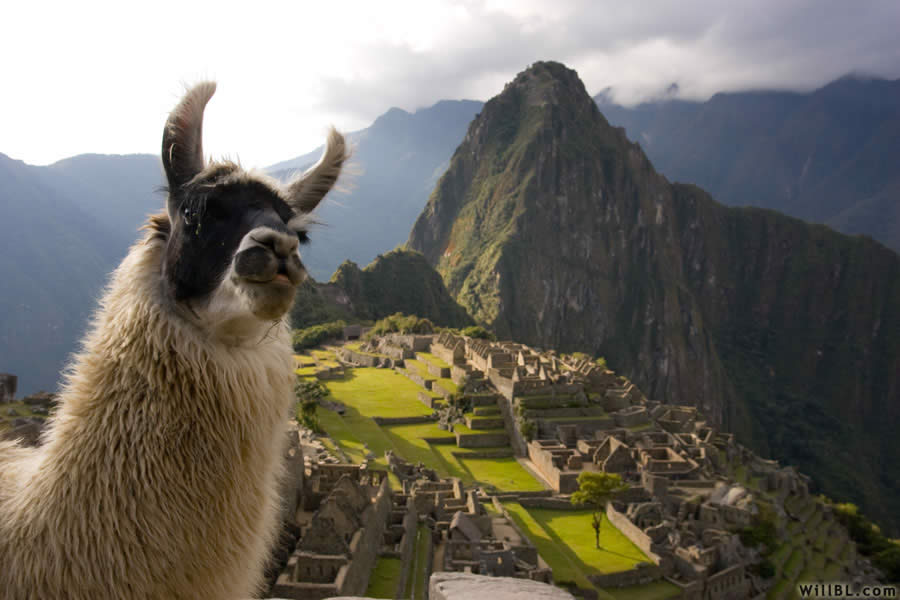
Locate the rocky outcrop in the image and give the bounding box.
[408,61,900,534]
[428,573,575,600]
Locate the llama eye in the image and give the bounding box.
[296,231,309,245]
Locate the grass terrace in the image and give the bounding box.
[365,557,402,599]
[313,368,542,492]
[325,369,434,418]
[344,341,390,359]
[433,377,459,396]
[295,366,318,378]
[416,351,451,369]
[293,354,316,367]
[502,502,671,598]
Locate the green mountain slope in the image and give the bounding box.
[408,61,900,534]
[290,249,473,330]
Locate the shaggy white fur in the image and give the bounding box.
[0,221,296,599]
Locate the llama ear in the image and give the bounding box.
[162,82,217,194]
[285,127,348,214]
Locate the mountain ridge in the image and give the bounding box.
[595,75,900,253]
[408,61,900,534]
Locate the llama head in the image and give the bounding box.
[160,83,346,338]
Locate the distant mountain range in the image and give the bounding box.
[269,100,483,280]
[408,62,900,536]
[0,153,163,396]
[596,74,900,253]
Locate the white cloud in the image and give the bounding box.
[2,0,898,166]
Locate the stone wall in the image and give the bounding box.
[518,497,582,510]
[418,391,444,408]
[339,349,382,367]
[450,449,514,459]
[450,365,470,385]
[606,503,661,566]
[588,564,662,588]
[340,477,394,595]
[394,498,419,599]
[432,381,457,399]
[385,333,433,352]
[495,393,528,457]
[455,431,509,448]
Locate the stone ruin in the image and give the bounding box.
[272,465,397,600]
[0,373,16,403]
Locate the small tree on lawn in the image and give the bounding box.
[294,378,329,433]
[571,471,629,549]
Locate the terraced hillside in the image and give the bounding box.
[294,337,892,599]
[297,348,543,493]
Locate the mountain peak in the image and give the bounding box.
[502,61,597,111]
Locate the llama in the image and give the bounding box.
[0,83,347,599]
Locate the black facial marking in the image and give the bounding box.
[164,171,301,302]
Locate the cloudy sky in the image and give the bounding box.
[4,0,899,167]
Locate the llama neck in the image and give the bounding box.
[20,237,294,598]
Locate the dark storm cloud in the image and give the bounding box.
[315,0,900,117]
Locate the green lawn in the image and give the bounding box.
[453,423,506,435]
[365,557,402,598]
[311,349,337,361]
[293,354,316,366]
[295,366,318,377]
[503,503,661,599]
[324,369,434,418]
[529,507,650,574]
[503,502,595,590]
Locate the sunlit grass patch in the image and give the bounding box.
[323,368,434,418]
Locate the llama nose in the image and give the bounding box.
[250,228,299,258]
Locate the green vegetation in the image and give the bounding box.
[832,501,900,581]
[294,378,328,432]
[503,503,652,587]
[330,250,474,329]
[0,401,45,432]
[571,472,629,549]
[365,557,402,598]
[366,313,435,338]
[324,369,434,418]
[460,325,496,340]
[292,320,346,350]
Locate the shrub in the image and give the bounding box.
[365,313,434,338]
[460,325,495,340]
[292,320,346,350]
[294,379,329,433]
[519,418,536,441]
